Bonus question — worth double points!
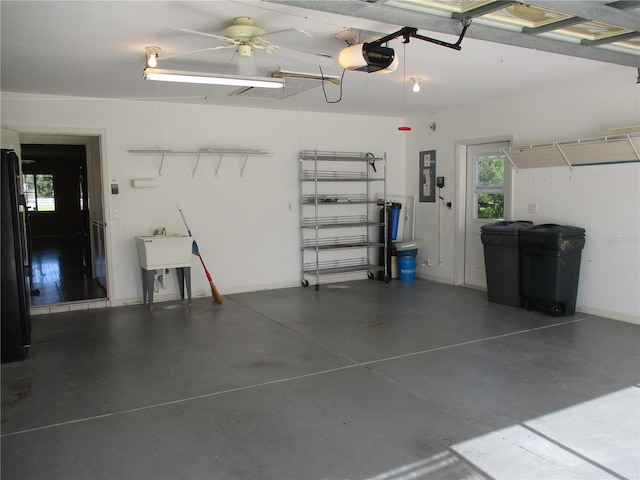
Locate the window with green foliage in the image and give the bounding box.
[475,154,505,220]
[23,173,56,212]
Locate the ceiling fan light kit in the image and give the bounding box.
[143,68,285,89]
[236,45,253,57]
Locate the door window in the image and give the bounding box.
[474,153,505,220]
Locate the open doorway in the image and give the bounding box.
[19,135,107,306]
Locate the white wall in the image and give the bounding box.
[1,94,406,304]
[3,64,638,323]
[405,66,640,323]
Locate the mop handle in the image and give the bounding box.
[177,204,192,236]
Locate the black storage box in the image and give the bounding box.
[519,224,586,316]
[481,221,533,306]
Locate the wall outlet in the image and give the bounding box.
[528,203,538,214]
[436,177,445,188]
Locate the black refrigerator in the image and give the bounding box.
[1,148,31,362]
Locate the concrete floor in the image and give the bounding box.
[2,279,639,480]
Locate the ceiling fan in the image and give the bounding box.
[165,17,332,60]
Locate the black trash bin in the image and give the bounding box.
[520,224,586,317]
[481,221,533,306]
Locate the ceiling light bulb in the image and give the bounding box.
[145,46,161,68]
[411,77,421,93]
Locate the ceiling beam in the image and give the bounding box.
[451,1,516,20]
[530,1,640,31]
[522,17,588,35]
[607,1,640,10]
[581,31,640,46]
[263,0,640,67]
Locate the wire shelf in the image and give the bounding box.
[301,170,374,181]
[300,150,383,162]
[303,258,384,276]
[302,194,373,204]
[303,235,383,250]
[302,215,382,229]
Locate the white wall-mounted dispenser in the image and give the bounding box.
[130,178,158,188]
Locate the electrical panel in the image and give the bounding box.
[419,150,436,202]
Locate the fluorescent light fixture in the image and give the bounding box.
[143,68,285,89]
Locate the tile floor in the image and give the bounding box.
[1,279,638,479]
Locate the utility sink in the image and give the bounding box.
[136,235,193,270]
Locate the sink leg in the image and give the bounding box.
[176,267,192,306]
[145,269,156,311]
[141,268,147,304]
[184,267,191,306]
[177,268,185,301]
[176,267,184,301]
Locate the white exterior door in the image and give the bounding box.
[464,141,510,288]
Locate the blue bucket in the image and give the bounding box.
[397,256,416,281]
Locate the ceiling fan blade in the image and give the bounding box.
[161,46,228,60]
[278,45,333,59]
[173,27,236,43]
[260,28,313,39]
[209,45,237,51]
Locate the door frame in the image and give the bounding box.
[7,125,111,303]
[454,135,513,286]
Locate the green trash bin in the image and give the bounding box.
[481,221,533,306]
[520,224,586,317]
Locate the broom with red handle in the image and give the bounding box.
[178,205,223,304]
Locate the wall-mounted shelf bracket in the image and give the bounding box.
[128,148,273,176]
[553,142,573,170]
[502,148,519,172]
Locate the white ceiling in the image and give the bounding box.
[1,0,637,117]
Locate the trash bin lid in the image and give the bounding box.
[520,224,586,253]
[520,224,585,238]
[480,221,533,235]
